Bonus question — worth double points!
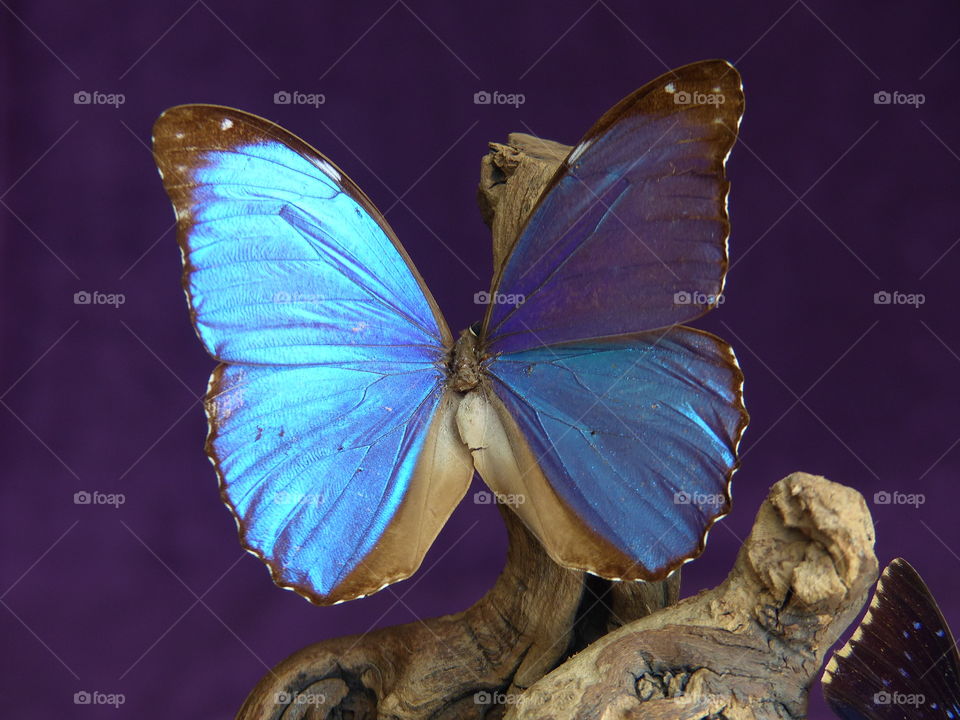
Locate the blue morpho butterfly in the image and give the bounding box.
[152,59,749,605]
[822,558,960,719]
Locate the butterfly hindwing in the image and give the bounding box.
[153,105,473,604]
[822,558,960,719]
[480,327,746,580]
[206,363,470,603]
[482,59,743,353]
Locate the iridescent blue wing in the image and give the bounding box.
[206,363,470,603]
[472,327,747,581]
[822,559,960,719]
[155,105,450,365]
[482,60,743,353]
[153,106,472,604]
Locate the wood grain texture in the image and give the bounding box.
[505,472,878,720]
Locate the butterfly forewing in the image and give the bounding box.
[481,59,743,353]
[154,105,452,363]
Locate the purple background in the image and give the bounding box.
[2,2,958,717]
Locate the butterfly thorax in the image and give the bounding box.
[449,328,485,393]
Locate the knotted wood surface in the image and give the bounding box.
[506,473,877,720]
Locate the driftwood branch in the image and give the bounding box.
[506,473,878,720]
[232,135,877,720]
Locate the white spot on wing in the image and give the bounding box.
[220,118,233,131]
[568,139,592,164]
[174,131,184,140]
[316,158,342,183]
[665,82,676,93]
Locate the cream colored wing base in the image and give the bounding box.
[455,387,637,580]
[335,389,475,601]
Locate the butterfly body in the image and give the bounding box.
[448,327,486,393]
[153,59,749,604]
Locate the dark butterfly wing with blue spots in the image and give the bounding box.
[822,558,960,719]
